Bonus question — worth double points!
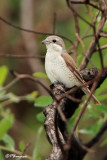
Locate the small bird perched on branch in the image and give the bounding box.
[42,35,100,105]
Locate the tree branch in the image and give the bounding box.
[0,71,52,96]
[44,67,107,160]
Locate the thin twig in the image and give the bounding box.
[86,120,107,148]
[0,16,73,44]
[65,69,103,155]
[72,4,80,62]
[0,71,52,97]
[95,31,104,69]
[0,77,19,92]
[76,33,86,55]
[80,11,106,70]
[56,101,67,122]
[0,54,45,59]
[66,0,94,27]
[70,0,104,11]
[1,71,69,124]
[100,32,107,38]
[94,44,107,51]
[0,145,34,160]
[76,33,96,68]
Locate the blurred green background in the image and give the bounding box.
[0,0,107,160]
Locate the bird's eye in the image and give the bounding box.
[52,39,57,43]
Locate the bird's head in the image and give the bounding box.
[42,35,65,52]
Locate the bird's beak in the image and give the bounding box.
[42,40,50,45]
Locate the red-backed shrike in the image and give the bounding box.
[42,35,100,105]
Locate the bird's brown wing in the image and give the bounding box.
[61,52,100,105]
[61,52,87,85]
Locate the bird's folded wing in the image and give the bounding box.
[61,52,87,85]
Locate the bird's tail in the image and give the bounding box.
[82,87,101,105]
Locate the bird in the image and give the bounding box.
[42,35,100,105]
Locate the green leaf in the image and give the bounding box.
[34,96,53,107]
[26,91,38,102]
[97,94,107,101]
[0,91,6,100]
[83,105,107,121]
[82,104,100,119]
[79,121,103,135]
[83,112,99,119]
[0,115,14,140]
[0,150,4,160]
[0,66,8,87]
[32,126,43,159]
[9,93,20,103]
[95,105,107,114]
[35,158,42,160]
[36,112,45,123]
[19,141,25,152]
[79,129,92,134]
[33,72,48,79]
[2,134,15,150]
[100,137,107,147]
[95,79,107,95]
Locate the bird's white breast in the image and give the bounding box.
[45,49,79,88]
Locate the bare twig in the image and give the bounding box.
[71,5,80,62]
[0,77,19,92]
[0,71,70,124]
[96,32,104,69]
[86,120,107,148]
[0,54,45,59]
[76,33,86,55]
[0,16,73,44]
[82,34,93,40]
[100,32,107,38]
[65,69,103,156]
[0,71,52,96]
[70,0,104,11]
[56,101,67,123]
[66,0,94,27]
[80,11,106,70]
[76,33,95,68]
[94,44,107,51]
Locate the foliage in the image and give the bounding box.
[36,112,45,123]
[32,126,43,159]
[19,141,25,152]
[0,1,107,159]
[33,72,48,79]
[0,150,4,160]
[34,96,53,107]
